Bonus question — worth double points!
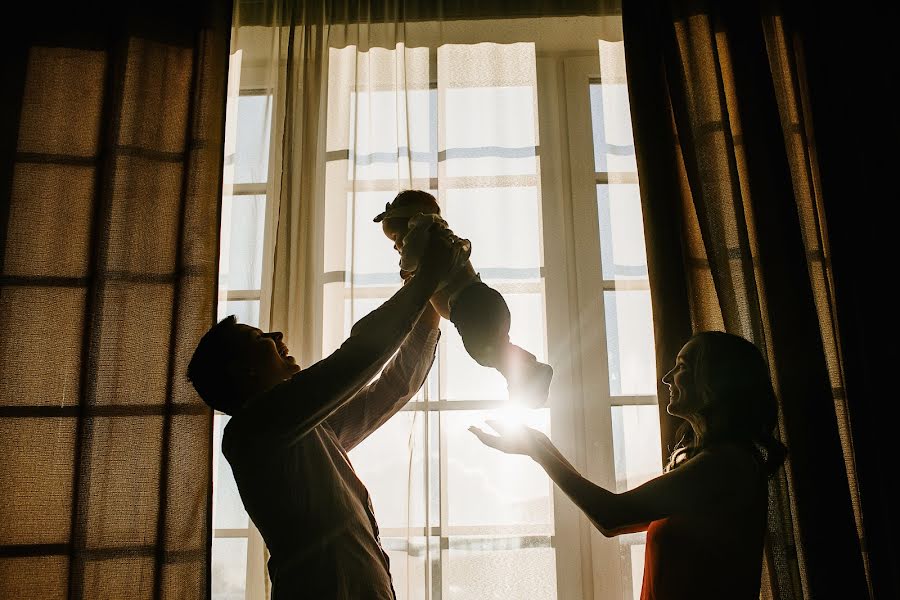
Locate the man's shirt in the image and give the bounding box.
[223,314,439,599]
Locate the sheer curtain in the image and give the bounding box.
[226,3,653,598]
[325,29,555,599]
[324,22,560,598]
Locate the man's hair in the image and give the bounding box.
[187,315,245,414]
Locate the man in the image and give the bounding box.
[188,229,463,598]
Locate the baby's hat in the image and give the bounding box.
[374,190,440,223]
[373,201,422,223]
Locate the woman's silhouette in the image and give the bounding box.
[471,332,787,600]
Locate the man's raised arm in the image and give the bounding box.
[235,230,459,444]
[327,303,441,451]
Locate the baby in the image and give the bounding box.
[374,190,553,407]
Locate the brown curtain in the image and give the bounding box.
[234,0,620,25]
[0,1,231,598]
[621,0,894,598]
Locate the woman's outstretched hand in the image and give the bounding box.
[469,420,549,458]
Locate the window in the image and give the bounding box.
[324,41,555,600]
[555,45,662,599]
[211,51,273,600]
[212,16,661,600]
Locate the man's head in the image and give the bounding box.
[187,316,301,414]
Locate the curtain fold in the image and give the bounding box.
[234,0,621,26]
[254,1,331,369]
[785,1,899,595]
[0,2,231,598]
[235,2,627,597]
[623,0,874,598]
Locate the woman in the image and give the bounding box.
[471,332,787,600]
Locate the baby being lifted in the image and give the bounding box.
[374,190,553,407]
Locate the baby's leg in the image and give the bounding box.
[431,261,478,319]
[449,280,511,368]
[449,280,553,407]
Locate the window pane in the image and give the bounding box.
[631,542,646,600]
[445,409,552,531]
[446,539,556,600]
[349,412,427,530]
[212,414,249,529]
[597,184,647,281]
[442,86,537,177]
[443,292,547,401]
[611,405,663,493]
[444,187,542,279]
[439,43,538,178]
[384,538,430,600]
[211,537,248,600]
[346,190,411,287]
[442,318,506,401]
[612,405,662,600]
[222,194,266,291]
[589,82,636,173]
[506,293,548,364]
[234,94,272,184]
[603,291,656,396]
[219,300,260,328]
[349,88,435,181]
[617,532,647,600]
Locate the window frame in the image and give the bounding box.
[213,28,662,600]
[211,50,277,600]
[323,44,559,599]
[548,52,660,600]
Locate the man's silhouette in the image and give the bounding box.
[188,229,463,599]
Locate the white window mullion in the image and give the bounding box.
[214,528,250,538]
[245,524,267,600]
[244,83,278,600]
[602,279,650,292]
[536,54,595,600]
[225,289,262,301]
[564,53,627,600]
[233,182,268,196]
[438,408,449,600]
[434,42,449,600]
[223,70,277,600]
[610,396,659,407]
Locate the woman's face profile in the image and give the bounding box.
[663,339,701,417]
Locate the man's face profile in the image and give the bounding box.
[231,325,301,393]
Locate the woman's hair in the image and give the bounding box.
[665,331,787,477]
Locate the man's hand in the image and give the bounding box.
[420,299,441,328]
[416,225,466,285]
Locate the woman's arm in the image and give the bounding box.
[532,438,651,536]
[471,422,761,536]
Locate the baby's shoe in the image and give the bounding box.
[506,353,553,408]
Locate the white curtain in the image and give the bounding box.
[324,25,559,599]
[227,3,629,598]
